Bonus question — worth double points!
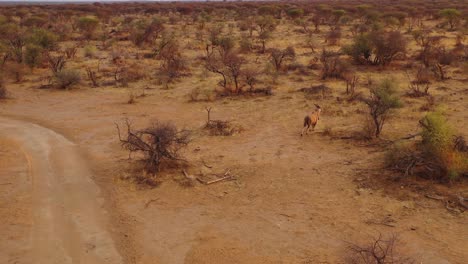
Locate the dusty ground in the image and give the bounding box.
[1,69,466,263]
[0,10,467,264]
[0,118,122,264]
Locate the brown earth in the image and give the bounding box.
[0,75,466,263]
[0,5,467,263]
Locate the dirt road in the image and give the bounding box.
[0,117,122,264]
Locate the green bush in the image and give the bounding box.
[343,34,372,64]
[77,16,99,40]
[25,44,43,69]
[387,110,468,181]
[439,8,461,30]
[55,69,81,89]
[419,110,468,180]
[286,8,304,19]
[27,28,58,50]
[343,31,406,65]
[83,45,97,58]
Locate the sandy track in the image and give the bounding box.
[0,117,122,264]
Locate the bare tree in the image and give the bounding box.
[205,50,245,94]
[269,46,295,71]
[116,120,191,174]
[45,52,66,75]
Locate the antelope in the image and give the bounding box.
[301,104,322,136]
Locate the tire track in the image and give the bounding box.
[0,117,122,264]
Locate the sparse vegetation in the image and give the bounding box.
[116,120,191,175]
[0,1,466,262]
[362,79,402,138]
[346,234,414,264]
[55,69,81,89]
[386,110,468,181]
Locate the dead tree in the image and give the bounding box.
[116,119,191,174]
[45,52,66,75]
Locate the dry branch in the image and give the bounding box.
[116,119,191,175]
[196,169,233,185]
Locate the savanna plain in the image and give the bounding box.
[0,1,467,263]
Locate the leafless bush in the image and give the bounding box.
[326,28,342,45]
[86,67,99,87]
[64,45,78,59]
[344,74,359,97]
[419,96,435,111]
[346,234,414,264]
[116,119,191,175]
[406,69,430,97]
[320,49,349,80]
[269,46,295,72]
[204,107,242,136]
[431,47,455,80]
[243,67,260,91]
[45,52,66,75]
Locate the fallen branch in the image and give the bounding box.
[365,220,396,228]
[197,169,232,185]
[182,169,196,180]
[400,132,422,140]
[445,201,462,214]
[144,198,159,208]
[202,160,213,169]
[425,194,446,201]
[364,216,397,227]
[457,195,468,209]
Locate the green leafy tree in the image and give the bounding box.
[439,9,461,30]
[27,28,58,50]
[343,34,373,64]
[363,79,402,138]
[286,8,304,20]
[344,31,406,66]
[0,23,25,63]
[77,16,99,40]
